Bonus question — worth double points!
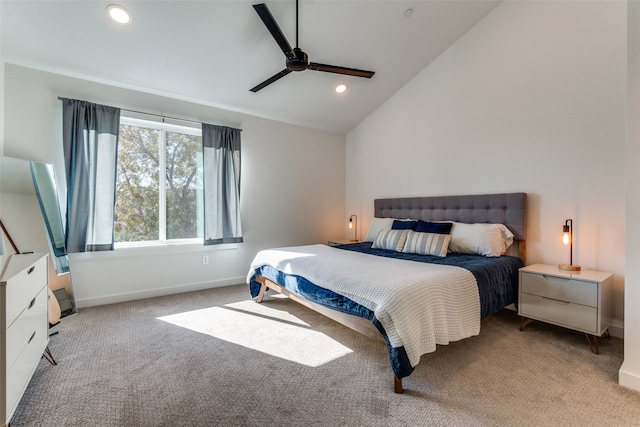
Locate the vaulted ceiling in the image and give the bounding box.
[1,1,500,133]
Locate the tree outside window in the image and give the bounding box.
[115,118,203,244]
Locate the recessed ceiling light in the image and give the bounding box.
[335,84,347,94]
[403,8,413,18]
[107,4,131,24]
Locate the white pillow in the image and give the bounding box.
[372,229,409,252]
[498,225,515,251]
[364,217,394,242]
[448,222,514,257]
[402,230,450,257]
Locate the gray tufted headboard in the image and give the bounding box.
[374,193,527,259]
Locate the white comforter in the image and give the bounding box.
[247,244,480,367]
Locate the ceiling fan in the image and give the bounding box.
[250,0,376,92]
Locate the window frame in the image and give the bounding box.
[115,116,203,248]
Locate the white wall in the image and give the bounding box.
[347,0,626,331]
[0,2,3,156]
[3,64,346,307]
[620,0,640,392]
[0,2,5,255]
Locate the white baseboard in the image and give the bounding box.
[608,318,624,339]
[619,362,640,392]
[75,276,246,308]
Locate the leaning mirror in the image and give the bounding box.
[0,156,76,316]
[29,161,69,275]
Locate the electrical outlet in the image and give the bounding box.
[202,255,209,265]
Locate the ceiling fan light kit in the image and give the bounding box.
[250,0,375,92]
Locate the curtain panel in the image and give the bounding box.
[202,123,243,245]
[61,98,120,252]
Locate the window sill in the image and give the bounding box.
[69,241,239,261]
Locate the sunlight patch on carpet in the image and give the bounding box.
[156,302,353,367]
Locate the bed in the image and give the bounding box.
[247,193,527,393]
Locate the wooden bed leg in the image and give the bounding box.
[394,376,403,394]
[256,279,268,303]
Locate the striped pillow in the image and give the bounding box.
[372,229,409,252]
[402,230,450,257]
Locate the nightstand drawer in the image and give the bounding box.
[520,293,597,333]
[521,272,597,307]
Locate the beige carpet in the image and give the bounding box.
[11,284,640,426]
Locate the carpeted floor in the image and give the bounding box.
[11,284,640,426]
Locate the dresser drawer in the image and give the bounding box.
[521,272,597,307]
[6,286,48,372]
[5,256,47,326]
[520,292,597,333]
[6,305,49,422]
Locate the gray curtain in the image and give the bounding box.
[202,123,243,245]
[62,98,120,252]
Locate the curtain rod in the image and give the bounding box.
[56,96,241,130]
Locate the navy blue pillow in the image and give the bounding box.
[415,220,453,235]
[392,220,417,230]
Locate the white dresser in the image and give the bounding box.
[518,263,613,353]
[0,253,49,427]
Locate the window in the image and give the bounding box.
[115,117,203,245]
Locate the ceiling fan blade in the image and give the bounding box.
[250,69,293,92]
[308,63,375,79]
[253,3,296,61]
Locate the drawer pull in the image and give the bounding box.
[28,331,36,344]
[28,297,36,309]
[542,274,568,281]
[542,296,570,304]
[27,265,35,274]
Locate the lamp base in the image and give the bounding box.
[559,263,581,271]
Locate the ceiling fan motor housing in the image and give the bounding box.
[287,48,309,71]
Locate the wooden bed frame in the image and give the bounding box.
[254,193,527,394]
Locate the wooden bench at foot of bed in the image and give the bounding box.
[254,275,405,394]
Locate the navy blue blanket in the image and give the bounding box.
[248,243,523,379]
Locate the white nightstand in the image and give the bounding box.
[328,239,359,246]
[518,263,613,354]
